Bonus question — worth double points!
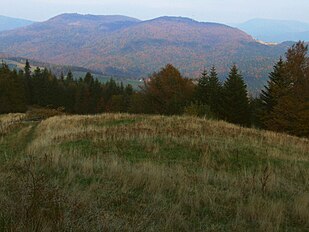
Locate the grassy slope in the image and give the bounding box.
[0,113,308,231]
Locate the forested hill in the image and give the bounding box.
[0,54,102,77]
[0,13,293,90]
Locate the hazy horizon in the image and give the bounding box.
[1,0,309,24]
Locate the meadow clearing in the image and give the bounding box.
[0,113,308,231]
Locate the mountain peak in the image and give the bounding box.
[153,16,197,23]
[49,13,140,23]
[149,16,235,29]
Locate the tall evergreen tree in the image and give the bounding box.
[84,72,94,85]
[260,58,287,127]
[196,68,210,104]
[222,65,250,126]
[66,70,74,82]
[260,58,286,112]
[23,59,32,104]
[24,60,31,79]
[60,72,64,81]
[208,66,223,117]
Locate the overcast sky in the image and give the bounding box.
[1,0,309,24]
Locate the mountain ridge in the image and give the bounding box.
[48,13,141,22]
[0,13,293,91]
[0,15,34,32]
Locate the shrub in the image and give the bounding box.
[184,102,215,118]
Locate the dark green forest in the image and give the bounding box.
[1,42,308,137]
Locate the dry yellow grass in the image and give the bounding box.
[0,113,25,135]
[1,113,309,231]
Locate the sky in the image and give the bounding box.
[1,0,309,24]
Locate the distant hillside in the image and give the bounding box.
[0,54,141,88]
[236,18,309,42]
[0,15,34,32]
[0,14,294,92]
[0,54,99,75]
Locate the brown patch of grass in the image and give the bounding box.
[0,113,25,136]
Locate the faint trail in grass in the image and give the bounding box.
[22,122,39,150]
[0,121,39,161]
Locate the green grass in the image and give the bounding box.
[60,139,98,157]
[0,113,308,231]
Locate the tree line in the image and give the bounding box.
[0,42,308,137]
[0,61,134,115]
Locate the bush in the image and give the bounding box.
[184,102,215,118]
[25,106,65,121]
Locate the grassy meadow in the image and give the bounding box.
[0,113,308,231]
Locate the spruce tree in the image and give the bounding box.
[66,70,74,82]
[24,60,31,78]
[259,58,288,128]
[222,65,250,126]
[196,68,210,104]
[84,72,94,85]
[23,60,32,104]
[60,72,64,81]
[208,66,222,117]
[123,84,133,112]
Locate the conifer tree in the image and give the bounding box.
[24,60,31,79]
[66,70,74,82]
[260,58,286,115]
[259,58,288,128]
[222,65,250,126]
[23,59,32,104]
[208,66,223,117]
[84,72,94,85]
[60,72,64,81]
[196,68,210,104]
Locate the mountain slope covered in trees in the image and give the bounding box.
[0,13,293,91]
